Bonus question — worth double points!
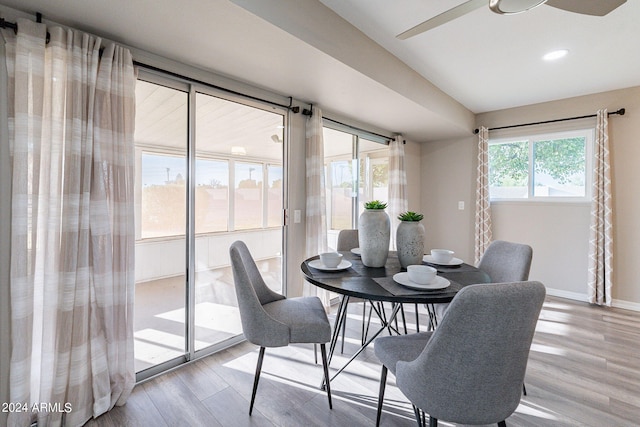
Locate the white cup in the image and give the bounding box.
[407,265,437,285]
[431,249,454,264]
[319,252,343,268]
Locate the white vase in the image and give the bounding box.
[358,208,390,267]
[396,221,425,268]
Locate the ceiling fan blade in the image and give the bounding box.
[397,0,487,40]
[545,0,627,16]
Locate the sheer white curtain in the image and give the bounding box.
[305,106,330,306]
[588,109,613,306]
[4,19,136,426]
[388,135,407,250]
[474,126,492,264]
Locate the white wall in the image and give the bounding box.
[422,86,640,309]
[421,137,476,262]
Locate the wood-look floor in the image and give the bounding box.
[84,296,640,426]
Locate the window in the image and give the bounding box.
[489,129,593,201]
[267,165,283,227]
[141,152,187,239]
[323,127,389,232]
[234,161,263,230]
[196,158,229,233]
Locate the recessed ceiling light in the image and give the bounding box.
[231,146,246,156]
[543,49,569,61]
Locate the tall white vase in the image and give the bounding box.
[358,208,390,267]
[396,220,425,268]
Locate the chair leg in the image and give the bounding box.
[498,421,507,427]
[250,347,266,415]
[429,415,438,427]
[415,303,420,332]
[314,343,318,364]
[522,382,527,395]
[320,343,333,410]
[376,365,388,427]
[412,405,423,427]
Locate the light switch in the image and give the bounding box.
[294,210,301,223]
[458,201,465,210]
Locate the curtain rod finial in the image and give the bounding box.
[474,128,480,134]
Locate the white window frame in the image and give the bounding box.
[137,147,282,240]
[489,128,594,203]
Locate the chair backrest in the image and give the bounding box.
[229,240,288,346]
[336,229,359,251]
[478,240,533,283]
[395,281,545,425]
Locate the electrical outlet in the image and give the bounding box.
[458,201,465,210]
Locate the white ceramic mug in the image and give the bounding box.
[431,249,454,264]
[320,252,343,268]
[407,265,437,285]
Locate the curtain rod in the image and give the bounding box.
[0,17,17,33]
[474,108,625,134]
[134,61,297,112]
[0,15,299,112]
[323,116,394,143]
[303,109,395,143]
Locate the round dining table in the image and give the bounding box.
[301,250,491,383]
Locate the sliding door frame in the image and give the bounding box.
[135,67,289,381]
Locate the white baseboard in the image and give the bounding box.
[546,287,640,312]
[611,298,640,312]
[545,288,589,302]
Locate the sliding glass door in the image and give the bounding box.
[134,79,188,371]
[192,91,284,351]
[133,73,285,377]
[323,127,389,249]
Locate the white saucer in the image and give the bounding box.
[423,255,464,266]
[350,247,361,255]
[393,273,450,290]
[308,259,352,271]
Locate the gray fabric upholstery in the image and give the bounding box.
[263,297,331,344]
[434,240,533,319]
[374,332,432,375]
[478,240,533,283]
[337,229,359,251]
[229,240,331,347]
[376,281,545,425]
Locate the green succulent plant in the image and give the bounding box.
[397,211,424,222]
[364,200,387,210]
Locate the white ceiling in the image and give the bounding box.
[1,0,639,142]
[319,0,640,113]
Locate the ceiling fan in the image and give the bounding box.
[397,0,627,39]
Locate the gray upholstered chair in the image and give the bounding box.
[375,281,545,427]
[433,240,533,324]
[477,239,534,397]
[478,240,533,283]
[229,240,333,415]
[337,228,359,252]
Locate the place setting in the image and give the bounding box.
[307,251,353,272]
[423,248,463,266]
[422,248,478,273]
[393,265,450,291]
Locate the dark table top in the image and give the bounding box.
[301,251,491,304]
